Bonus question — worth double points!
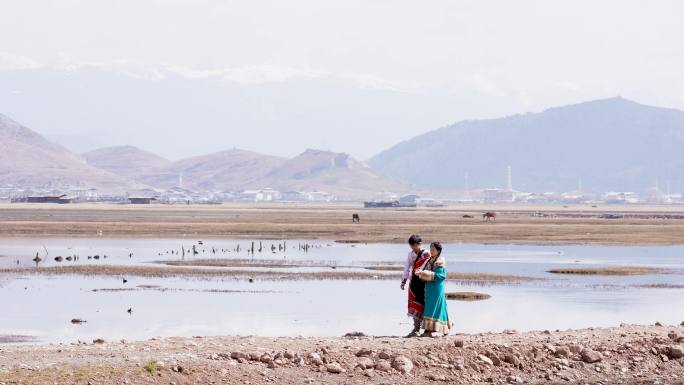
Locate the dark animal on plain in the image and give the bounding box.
[462,214,474,219]
[71,318,87,324]
[483,212,497,221]
[352,214,360,223]
[54,256,63,262]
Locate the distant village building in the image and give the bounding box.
[68,188,98,201]
[482,188,515,203]
[306,191,333,202]
[603,192,640,204]
[281,191,308,202]
[129,197,158,204]
[27,194,73,204]
[240,188,281,202]
[400,194,420,204]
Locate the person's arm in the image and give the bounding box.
[417,258,446,281]
[401,251,413,289]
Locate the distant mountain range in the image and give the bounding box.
[369,97,684,193]
[85,146,407,198]
[4,97,684,197]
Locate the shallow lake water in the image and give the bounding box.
[1,238,683,343]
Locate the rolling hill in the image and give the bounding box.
[369,97,684,193]
[0,114,139,191]
[132,148,407,198]
[83,145,170,179]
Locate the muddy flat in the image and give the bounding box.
[2,202,684,244]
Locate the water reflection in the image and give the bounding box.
[1,238,683,343]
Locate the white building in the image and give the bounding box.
[307,191,333,202]
[240,188,281,202]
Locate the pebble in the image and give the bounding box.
[478,355,494,366]
[454,339,465,348]
[427,373,447,381]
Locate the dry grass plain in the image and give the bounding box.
[1,202,684,245]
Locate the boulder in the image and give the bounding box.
[669,345,684,359]
[391,355,414,374]
[308,352,323,366]
[356,357,375,370]
[326,362,344,374]
[375,360,392,372]
[454,339,465,348]
[581,349,603,363]
[355,348,373,357]
[555,347,569,357]
[504,354,520,366]
[378,351,391,360]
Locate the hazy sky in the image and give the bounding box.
[1,0,683,160]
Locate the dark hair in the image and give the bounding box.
[430,241,442,256]
[408,234,422,245]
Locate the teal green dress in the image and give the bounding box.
[417,256,453,334]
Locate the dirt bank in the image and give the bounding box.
[1,325,684,384]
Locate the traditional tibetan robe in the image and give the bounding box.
[404,249,431,321]
[416,255,454,335]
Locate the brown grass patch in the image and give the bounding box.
[446,292,492,301]
[547,266,662,276]
[0,265,537,283]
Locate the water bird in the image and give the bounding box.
[129,252,133,258]
[198,241,203,245]
[32,252,42,264]
[127,308,132,314]
[248,277,254,283]
[93,255,100,260]
[65,256,72,261]
[123,278,128,284]
[54,256,63,262]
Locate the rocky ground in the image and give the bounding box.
[1,324,684,385]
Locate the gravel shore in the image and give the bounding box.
[2,324,684,384]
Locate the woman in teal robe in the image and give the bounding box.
[415,241,453,336]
